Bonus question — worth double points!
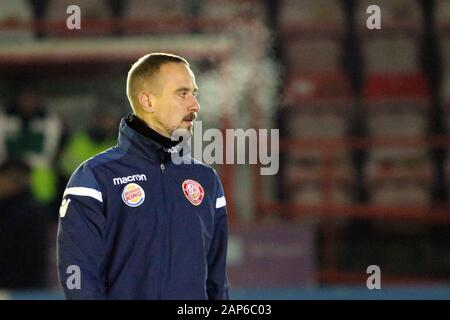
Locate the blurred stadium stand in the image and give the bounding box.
[356,0,423,33]
[0,0,34,40]
[0,0,450,299]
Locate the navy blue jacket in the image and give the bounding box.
[57,118,229,300]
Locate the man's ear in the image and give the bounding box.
[138,90,155,113]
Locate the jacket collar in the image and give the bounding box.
[117,117,188,164]
[117,118,168,164]
[125,113,177,148]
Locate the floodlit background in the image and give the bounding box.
[0,0,450,299]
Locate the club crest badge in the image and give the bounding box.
[122,183,145,207]
[182,179,205,206]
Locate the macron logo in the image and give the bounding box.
[113,174,147,186]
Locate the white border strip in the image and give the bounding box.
[216,196,226,209]
[63,187,103,203]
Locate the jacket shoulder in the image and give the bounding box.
[83,146,124,170]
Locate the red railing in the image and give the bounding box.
[255,135,450,284]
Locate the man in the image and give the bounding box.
[57,53,229,300]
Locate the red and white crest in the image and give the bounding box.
[182,179,205,206]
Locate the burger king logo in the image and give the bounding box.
[182,179,204,206]
[122,183,145,207]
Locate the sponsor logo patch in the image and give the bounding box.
[122,183,145,207]
[113,174,147,185]
[182,179,205,206]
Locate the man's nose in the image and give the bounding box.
[189,95,200,113]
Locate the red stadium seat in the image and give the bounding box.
[46,0,112,36]
[200,0,266,22]
[356,0,423,33]
[363,73,429,99]
[285,148,355,205]
[362,36,422,74]
[122,0,189,34]
[0,0,33,40]
[284,72,351,104]
[283,38,343,73]
[279,0,344,35]
[366,147,432,205]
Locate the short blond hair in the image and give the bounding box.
[126,53,189,112]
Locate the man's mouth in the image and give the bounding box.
[183,114,196,123]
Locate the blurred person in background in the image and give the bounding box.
[57,103,119,181]
[0,158,47,289]
[0,83,63,209]
[57,53,229,300]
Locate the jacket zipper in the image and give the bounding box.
[157,162,167,298]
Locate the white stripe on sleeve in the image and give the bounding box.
[63,187,103,203]
[216,196,226,209]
